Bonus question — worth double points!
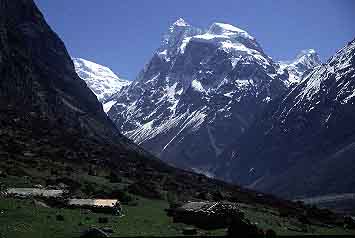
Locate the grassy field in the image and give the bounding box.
[0,198,226,237]
[0,156,354,237]
[0,198,354,237]
[239,203,355,236]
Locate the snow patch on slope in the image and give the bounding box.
[103,100,117,113]
[207,126,223,157]
[191,80,205,92]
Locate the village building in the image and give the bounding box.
[6,188,66,198]
[68,199,122,216]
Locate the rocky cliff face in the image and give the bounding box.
[217,39,355,198]
[108,19,291,175]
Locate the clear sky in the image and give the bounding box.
[34,0,355,80]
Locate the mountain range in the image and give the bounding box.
[1,1,354,235]
[74,18,354,204]
[216,39,355,199]
[0,0,301,211]
[2,0,353,212]
[101,19,330,192]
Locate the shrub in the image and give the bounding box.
[109,172,122,183]
[117,190,133,204]
[167,191,180,208]
[56,214,64,221]
[106,190,133,204]
[265,229,277,238]
[298,215,310,224]
[98,217,109,224]
[227,217,259,237]
[128,181,162,199]
[182,227,197,235]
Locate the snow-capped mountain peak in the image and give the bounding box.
[74,58,118,80]
[108,19,288,176]
[159,18,203,61]
[277,49,321,86]
[208,22,254,41]
[172,17,190,27]
[295,49,321,67]
[296,48,317,58]
[159,20,264,66]
[73,58,131,111]
[183,22,270,72]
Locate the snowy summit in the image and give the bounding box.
[172,17,190,27]
[73,58,131,112]
[208,22,255,40]
[277,49,321,85]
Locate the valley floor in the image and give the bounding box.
[0,198,353,237]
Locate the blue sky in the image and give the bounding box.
[34,0,355,80]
